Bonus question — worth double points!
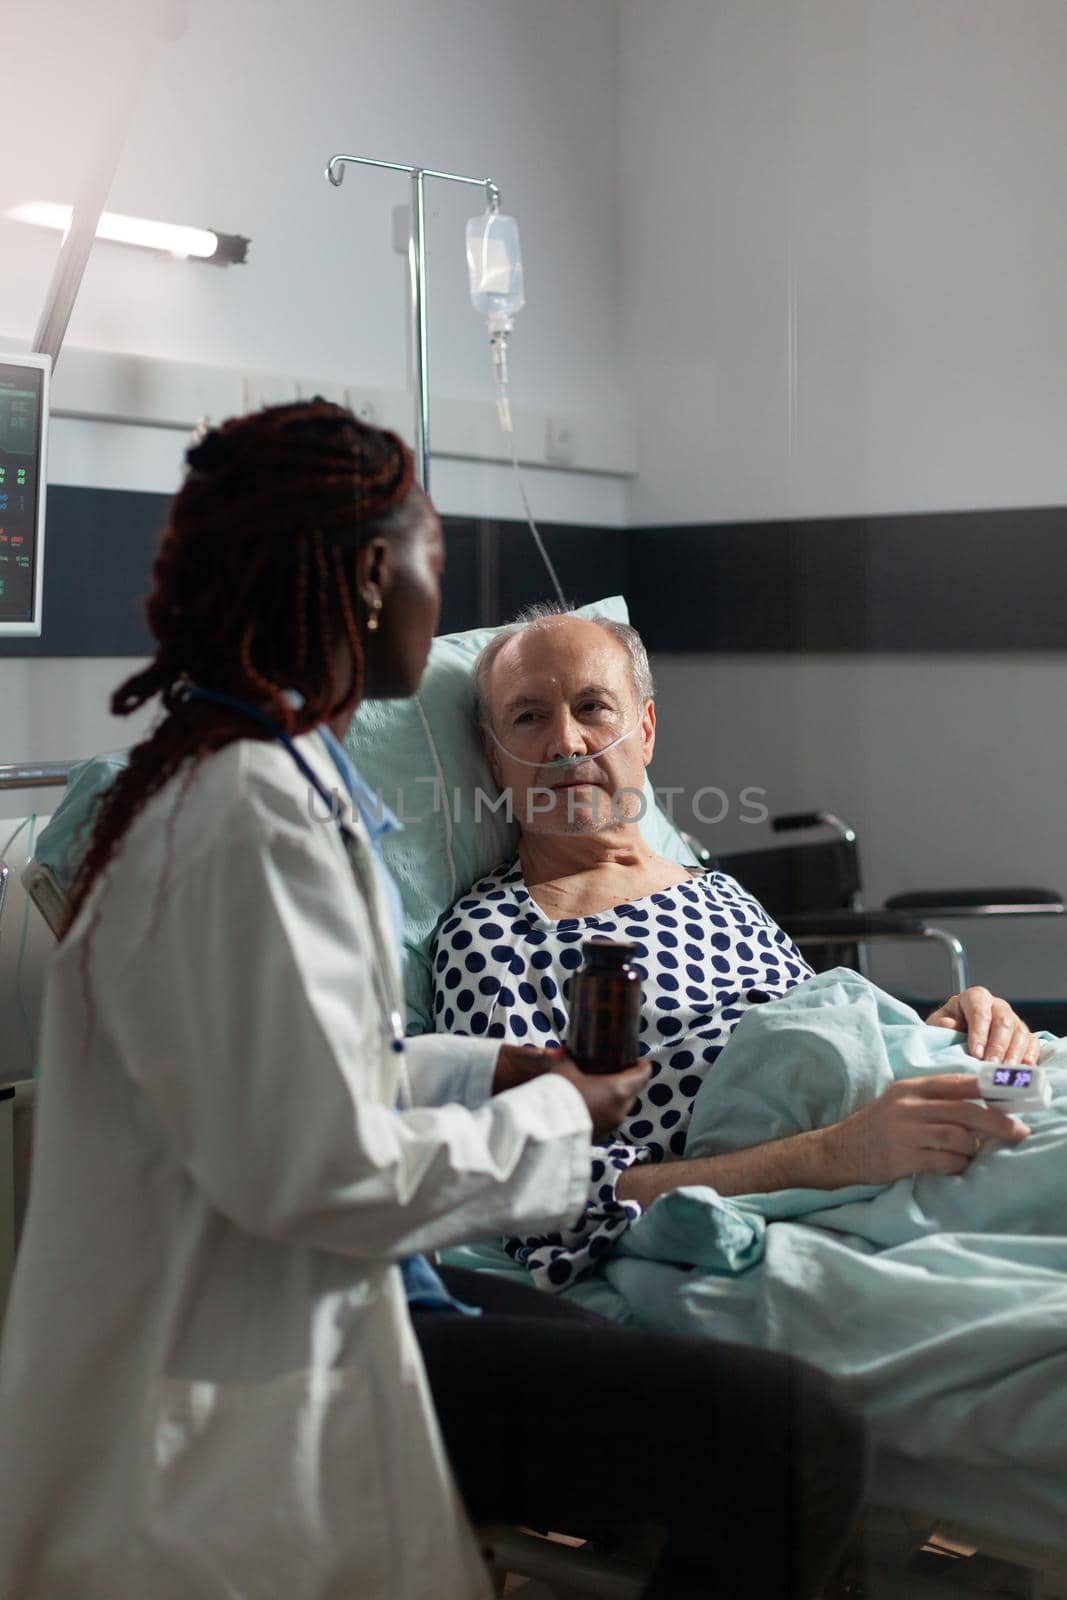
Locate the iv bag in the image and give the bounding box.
[466,212,525,332]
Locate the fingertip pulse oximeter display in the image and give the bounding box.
[977,1061,1051,1109]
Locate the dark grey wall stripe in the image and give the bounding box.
[3,486,1066,657]
[628,508,1067,652]
[438,517,629,635]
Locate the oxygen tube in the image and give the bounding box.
[484,717,644,769]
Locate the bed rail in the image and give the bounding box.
[0,763,73,792]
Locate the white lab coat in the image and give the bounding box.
[0,733,593,1599]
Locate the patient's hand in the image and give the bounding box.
[926,987,1039,1066]
[821,1073,1030,1186]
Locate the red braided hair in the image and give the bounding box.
[65,399,414,932]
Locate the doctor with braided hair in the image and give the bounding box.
[0,400,867,1600]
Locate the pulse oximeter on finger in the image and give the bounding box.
[976,1062,1052,1110]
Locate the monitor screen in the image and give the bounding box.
[0,353,50,636]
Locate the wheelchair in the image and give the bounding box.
[691,808,1067,1034]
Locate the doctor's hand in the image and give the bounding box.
[819,1074,1030,1187]
[926,987,1040,1066]
[549,1056,652,1139]
[492,1045,650,1136]
[492,1044,569,1094]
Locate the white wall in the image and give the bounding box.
[5,0,629,519]
[7,0,623,417]
[1,0,626,776]
[619,0,1067,524]
[619,1,1067,1000]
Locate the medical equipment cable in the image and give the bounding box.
[494,367,567,611]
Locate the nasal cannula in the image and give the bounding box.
[484,717,644,769]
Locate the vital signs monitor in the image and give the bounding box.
[0,352,50,637]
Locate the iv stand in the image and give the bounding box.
[325,154,500,491]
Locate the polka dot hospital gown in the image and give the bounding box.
[431,859,814,1292]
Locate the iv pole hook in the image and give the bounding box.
[325,153,501,490]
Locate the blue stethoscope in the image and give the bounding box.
[181,684,408,1063]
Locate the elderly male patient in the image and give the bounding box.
[432,605,1037,1290]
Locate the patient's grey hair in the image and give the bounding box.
[472,602,655,728]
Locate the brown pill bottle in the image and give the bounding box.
[567,939,642,1074]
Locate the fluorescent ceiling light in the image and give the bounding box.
[7,202,248,264]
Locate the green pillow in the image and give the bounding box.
[344,595,697,1033]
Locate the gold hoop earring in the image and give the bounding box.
[366,594,382,634]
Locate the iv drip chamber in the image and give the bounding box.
[466,212,525,332]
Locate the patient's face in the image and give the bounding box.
[483,618,655,836]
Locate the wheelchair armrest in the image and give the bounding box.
[884,888,1064,917]
[771,811,856,842]
[782,910,970,993]
[783,910,931,939]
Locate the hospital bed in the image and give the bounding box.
[6,604,1067,1598]
[317,590,1067,1600]
[7,807,1067,1600]
[8,800,1067,1600]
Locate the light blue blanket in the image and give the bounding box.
[448,969,1067,1549]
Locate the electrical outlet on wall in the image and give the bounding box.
[545,416,575,466]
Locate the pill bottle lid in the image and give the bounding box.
[581,939,636,969]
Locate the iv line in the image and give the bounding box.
[494,353,568,610]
